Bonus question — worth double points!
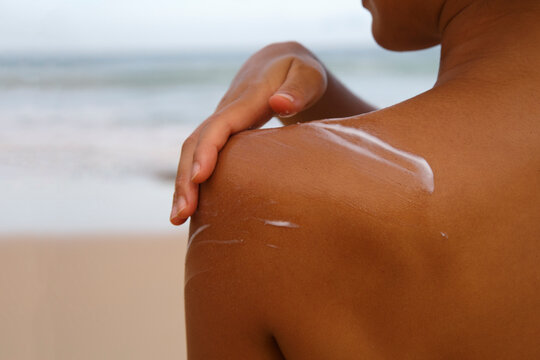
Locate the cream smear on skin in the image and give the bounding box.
[263,220,300,228]
[307,123,435,193]
[188,224,245,248]
[188,224,211,247]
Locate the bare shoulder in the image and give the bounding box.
[187,118,437,283]
[185,118,443,359]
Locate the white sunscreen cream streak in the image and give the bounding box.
[184,268,211,287]
[263,220,300,228]
[308,123,434,193]
[187,224,210,247]
[195,239,244,246]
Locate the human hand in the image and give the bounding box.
[170,41,328,225]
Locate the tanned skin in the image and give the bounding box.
[177,0,540,358]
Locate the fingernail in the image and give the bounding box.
[275,92,295,103]
[171,196,187,220]
[191,162,200,181]
[279,111,297,118]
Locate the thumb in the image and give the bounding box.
[268,58,327,118]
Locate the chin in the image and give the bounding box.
[371,22,441,52]
[361,0,371,10]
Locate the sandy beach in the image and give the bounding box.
[0,232,188,360]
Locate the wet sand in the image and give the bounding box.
[0,232,188,360]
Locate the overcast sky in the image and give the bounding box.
[0,0,376,53]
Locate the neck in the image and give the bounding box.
[435,0,540,87]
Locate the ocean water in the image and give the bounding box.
[0,47,439,233]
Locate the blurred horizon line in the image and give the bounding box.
[0,43,442,61]
[0,43,378,57]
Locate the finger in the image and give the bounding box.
[268,58,328,117]
[190,94,274,184]
[170,135,200,225]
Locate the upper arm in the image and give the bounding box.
[184,130,291,360]
[184,207,286,360]
[184,233,283,360]
[184,125,339,360]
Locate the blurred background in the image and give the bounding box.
[0,0,439,358]
[0,0,440,233]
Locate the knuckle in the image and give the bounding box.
[181,135,196,152]
[261,41,307,55]
[198,122,215,139]
[281,41,306,51]
[203,118,232,139]
[218,119,233,134]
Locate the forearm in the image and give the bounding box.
[278,69,376,125]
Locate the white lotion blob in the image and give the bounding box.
[263,220,300,228]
